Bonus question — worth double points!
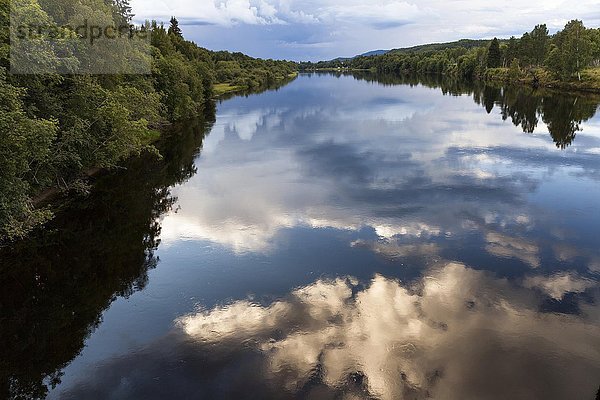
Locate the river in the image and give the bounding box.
[1,72,599,400]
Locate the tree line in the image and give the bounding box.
[0,0,296,241]
[300,21,600,83]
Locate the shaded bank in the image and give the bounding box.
[0,115,212,399]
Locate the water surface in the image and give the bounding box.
[1,73,600,400]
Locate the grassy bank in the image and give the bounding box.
[213,83,244,97]
[213,72,298,98]
[483,67,600,94]
[300,68,375,72]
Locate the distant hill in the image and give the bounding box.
[342,39,492,61]
[327,50,389,62]
[321,39,495,64]
[387,39,492,54]
[359,49,389,57]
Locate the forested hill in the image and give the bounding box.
[300,39,492,69]
[299,22,600,92]
[0,0,297,241]
[388,39,491,54]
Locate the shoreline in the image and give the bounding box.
[29,73,301,212]
[481,67,600,95]
[213,72,299,98]
[302,68,600,96]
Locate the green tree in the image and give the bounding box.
[168,16,182,36]
[518,32,533,66]
[508,58,521,81]
[0,69,57,240]
[545,44,562,77]
[590,28,600,66]
[505,36,518,66]
[530,24,549,66]
[548,20,593,80]
[561,20,592,80]
[486,38,502,68]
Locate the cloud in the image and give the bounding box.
[131,0,287,26]
[351,239,440,261]
[485,232,540,268]
[320,1,422,28]
[523,272,597,300]
[130,0,600,60]
[57,263,600,400]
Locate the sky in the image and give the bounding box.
[130,0,600,61]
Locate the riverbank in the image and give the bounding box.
[213,83,244,97]
[303,67,600,95]
[483,67,600,94]
[299,68,374,72]
[213,72,299,98]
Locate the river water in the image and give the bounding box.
[1,72,600,400]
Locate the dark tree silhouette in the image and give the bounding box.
[168,16,182,36]
[487,38,502,68]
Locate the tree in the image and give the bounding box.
[561,20,592,81]
[530,24,549,66]
[0,68,57,239]
[518,33,529,66]
[168,16,182,37]
[502,36,518,67]
[508,58,521,81]
[486,37,502,68]
[107,0,133,24]
[590,28,600,66]
[548,20,593,80]
[545,44,562,77]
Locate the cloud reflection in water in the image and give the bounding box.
[60,263,600,400]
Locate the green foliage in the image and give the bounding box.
[0,68,56,239]
[508,59,522,81]
[549,20,593,80]
[487,38,502,68]
[530,24,549,65]
[168,16,182,37]
[483,67,509,82]
[387,39,490,54]
[504,36,518,66]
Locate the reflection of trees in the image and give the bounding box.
[0,117,211,400]
[343,71,600,149]
[497,86,540,133]
[541,95,599,149]
[482,85,501,114]
[216,76,298,102]
[479,85,599,149]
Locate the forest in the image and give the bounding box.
[300,21,600,90]
[0,0,296,241]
